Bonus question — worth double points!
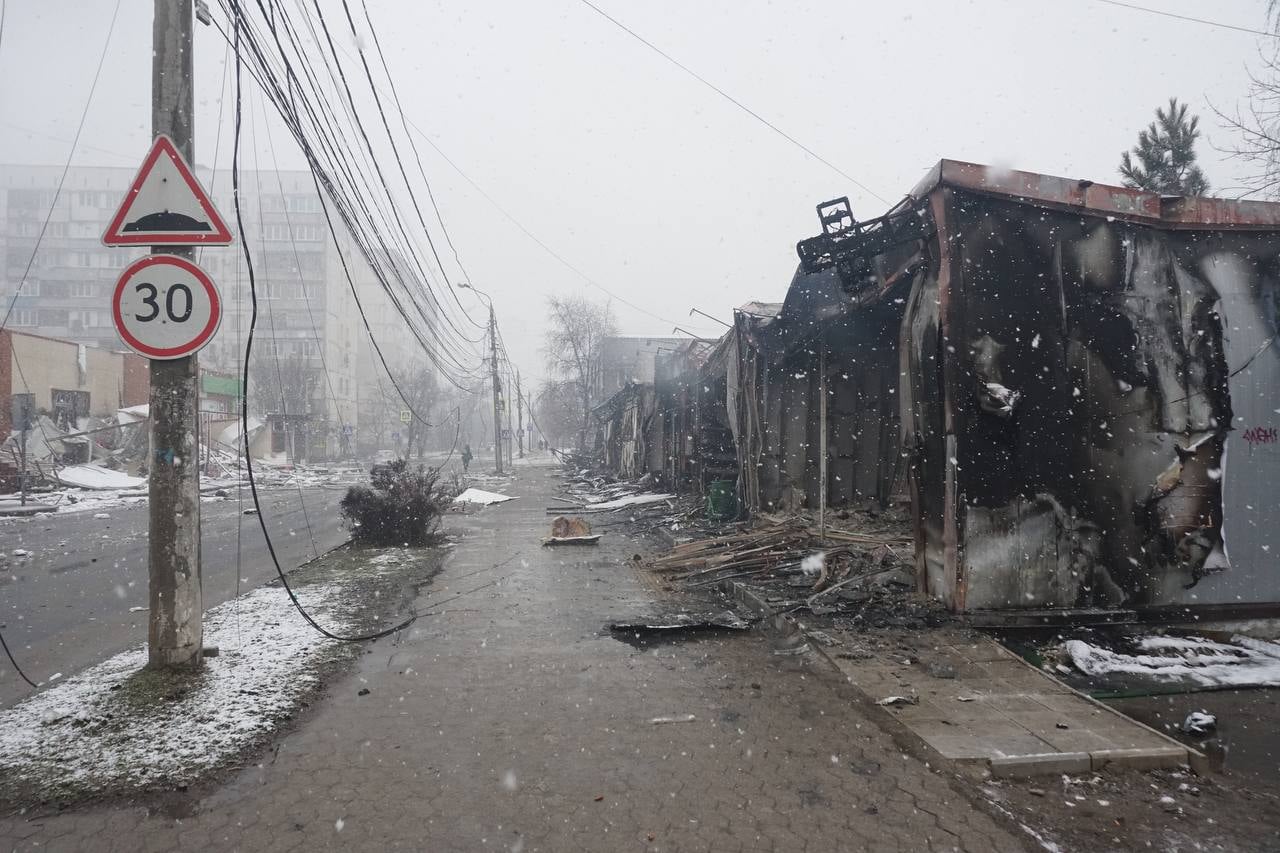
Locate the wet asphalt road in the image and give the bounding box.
[0,486,349,706]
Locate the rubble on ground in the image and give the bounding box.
[647,506,946,630]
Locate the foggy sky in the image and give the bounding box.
[0,0,1270,386]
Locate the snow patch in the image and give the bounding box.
[1063,635,1280,689]
[453,488,517,506]
[55,465,145,491]
[581,493,674,511]
[0,581,353,799]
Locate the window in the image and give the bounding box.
[71,310,99,328]
[71,282,96,298]
[288,195,319,213]
[12,309,37,326]
[264,224,289,241]
[294,225,322,242]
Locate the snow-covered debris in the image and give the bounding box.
[1063,635,1280,689]
[800,552,826,577]
[453,488,517,506]
[55,464,145,491]
[1182,711,1216,735]
[580,493,673,511]
[0,580,354,801]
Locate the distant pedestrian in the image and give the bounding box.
[461,443,473,473]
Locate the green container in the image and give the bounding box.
[706,479,738,521]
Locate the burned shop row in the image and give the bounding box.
[589,160,1280,616]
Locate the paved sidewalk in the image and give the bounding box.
[795,621,1191,776]
[0,468,1028,852]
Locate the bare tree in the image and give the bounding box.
[535,378,584,450]
[249,349,321,462]
[543,295,617,450]
[249,349,320,418]
[398,363,436,460]
[1206,4,1280,198]
[1214,53,1280,198]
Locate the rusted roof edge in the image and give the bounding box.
[908,159,1280,229]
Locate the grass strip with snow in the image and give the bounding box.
[0,549,421,805]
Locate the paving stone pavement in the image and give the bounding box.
[0,467,1030,852]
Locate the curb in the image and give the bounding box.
[723,579,1204,778]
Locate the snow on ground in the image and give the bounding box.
[1063,635,1280,689]
[453,488,517,506]
[0,578,353,800]
[0,487,148,518]
[55,464,145,491]
[580,493,674,511]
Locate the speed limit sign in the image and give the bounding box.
[111,254,222,360]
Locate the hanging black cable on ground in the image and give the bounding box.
[0,626,38,689]
[232,3,414,643]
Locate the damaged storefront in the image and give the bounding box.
[795,160,1280,614]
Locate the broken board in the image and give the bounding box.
[541,535,602,547]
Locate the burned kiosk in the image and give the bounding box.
[791,160,1280,616]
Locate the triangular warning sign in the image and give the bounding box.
[102,134,234,246]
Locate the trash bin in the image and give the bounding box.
[706,479,737,521]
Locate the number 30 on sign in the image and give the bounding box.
[111,255,222,360]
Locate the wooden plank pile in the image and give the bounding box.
[648,521,913,593]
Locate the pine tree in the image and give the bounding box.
[1119,97,1210,196]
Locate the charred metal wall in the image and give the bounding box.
[825,306,903,509]
[926,190,1280,611]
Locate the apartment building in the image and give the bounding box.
[0,163,411,460]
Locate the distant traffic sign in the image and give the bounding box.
[400,410,412,424]
[111,255,222,360]
[102,135,233,246]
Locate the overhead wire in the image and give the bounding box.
[0,0,123,331]
[211,2,487,385]
[0,0,123,691]
[292,2,705,334]
[247,88,321,558]
[403,120,694,329]
[294,0,485,347]
[1089,0,1278,39]
[337,0,486,331]
[232,1,416,643]
[575,0,891,205]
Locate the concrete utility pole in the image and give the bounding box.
[147,0,202,669]
[516,370,524,459]
[505,369,514,465]
[489,305,504,474]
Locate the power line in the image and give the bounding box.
[212,2,490,389]
[211,4,479,377]
[337,0,486,332]
[403,121,695,329]
[231,2,416,644]
[241,2,492,376]
[576,0,892,205]
[357,0,485,327]
[1090,0,1278,39]
[0,625,38,689]
[0,0,123,332]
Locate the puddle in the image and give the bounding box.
[1107,689,1280,783]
